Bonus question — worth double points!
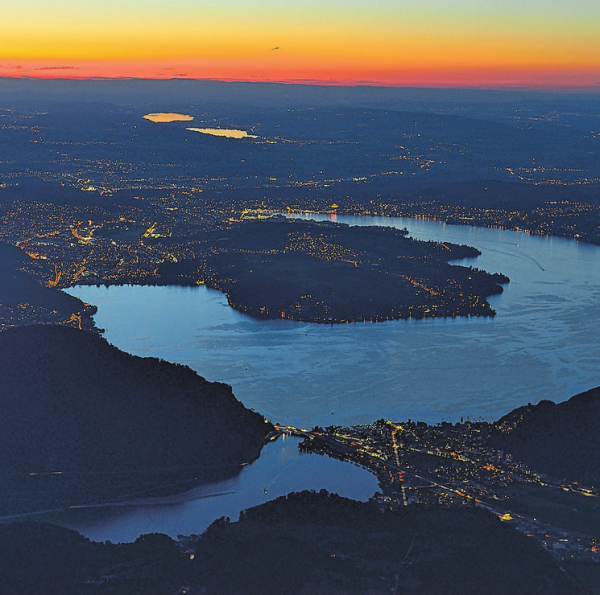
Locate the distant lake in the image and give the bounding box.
[186,127,258,139]
[141,113,257,138]
[143,113,194,123]
[61,214,600,541]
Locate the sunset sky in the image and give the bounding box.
[2,0,599,88]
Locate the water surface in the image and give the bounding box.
[186,127,257,139]
[56,436,378,542]
[143,113,194,123]
[61,215,600,541]
[66,215,600,428]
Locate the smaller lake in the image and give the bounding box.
[141,113,257,138]
[186,127,258,139]
[48,436,379,543]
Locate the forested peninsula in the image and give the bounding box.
[195,218,509,323]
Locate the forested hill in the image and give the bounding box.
[199,217,508,323]
[0,491,578,594]
[188,490,575,594]
[491,386,600,485]
[0,325,272,514]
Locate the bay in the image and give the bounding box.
[55,436,379,543]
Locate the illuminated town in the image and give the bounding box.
[278,420,600,564]
[1,82,600,591]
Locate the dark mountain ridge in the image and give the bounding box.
[492,386,600,485]
[0,325,272,513]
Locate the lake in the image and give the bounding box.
[143,113,194,123]
[186,127,258,139]
[61,214,600,540]
[66,214,600,428]
[51,436,379,543]
[142,112,257,138]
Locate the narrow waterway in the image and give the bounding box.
[49,436,379,542]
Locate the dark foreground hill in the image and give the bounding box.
[0,325,272,514]
[190,490,580,594]
[491,386,600,486]
[0,491,581,594]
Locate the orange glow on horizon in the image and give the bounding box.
[1,1,599,89]
[2,59,599,89]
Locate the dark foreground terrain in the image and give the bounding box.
[2,384,600,592]
[0,491,581,595]
[0,325,272,514]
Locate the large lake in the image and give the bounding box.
[67,214,600,427]
[61,214,600,541]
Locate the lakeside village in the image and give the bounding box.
[272,420,600,565]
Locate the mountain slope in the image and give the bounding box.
[0,325,272,513]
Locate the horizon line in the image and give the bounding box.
[1,75,599,94]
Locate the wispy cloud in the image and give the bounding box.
[33,66,79,71]
[157,72,188,77]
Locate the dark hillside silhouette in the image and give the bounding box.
[492,386,600,485]
[0,325,271,513]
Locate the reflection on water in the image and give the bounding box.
[143,113,194,123]
[186,127,258,139]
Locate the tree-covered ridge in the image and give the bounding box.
[0,522,184,595]
[199,218,508,323]
[0,491,579,594]
[183,490,578,593]
[0,325,272,514]
[491,386,600,486]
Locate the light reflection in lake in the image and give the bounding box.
[186,127,258,139]
[143,113,194,123]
